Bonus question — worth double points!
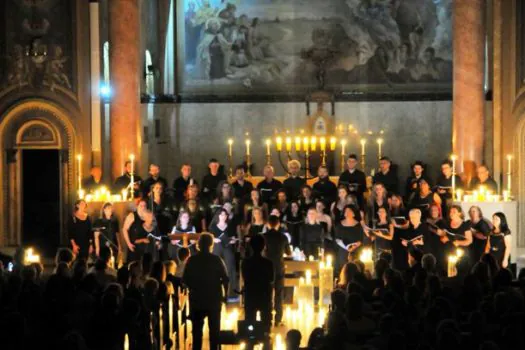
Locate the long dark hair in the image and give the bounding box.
[100,202,115,220]
[343,204,361,222]
[210,208,229,227]
[74,199,87,213]
[493,212,510,234]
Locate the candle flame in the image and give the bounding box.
[228,138,233,145]
[129,154,135,160]
[507,154,513,161]
[265,139,271,146]
[376,138,383,145]
[360,138,367,145]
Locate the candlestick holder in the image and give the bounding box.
[360,153,366,172]
[321,150,327,167]
[227,154,233,179]
[340,153,346,173]
[266,154,272,166]
[245,154,252,177]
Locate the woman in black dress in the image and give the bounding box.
[147,181,174,243]
[467,206,492,264]
[184,184,208,232]
[244,189,267,225]
[284,201,303,247]
[209,208,238,299]
[331,185,356,224]
[93,202,120,260]
[487,212,512,268]
[368,207,394,259]
[68,200,93,260]
[168,211,197,260]
[437,205,473,264]
[300,207,324,257]
[122,199,149,263]
[393,208,427,271]
[242,207,266,258]
[366,183,388,227]
[425,203,447,272]
[334,205,364,270]
[299,185,315,216]
[408,179,441,220]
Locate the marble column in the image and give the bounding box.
[109,0,141,179]
[453,0,485,185]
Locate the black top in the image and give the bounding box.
[299,223,324,256]
[442,221,471,241]
[141,176,169,197]
[470,177,498,194]
[339,169,366,206]
[435,174,463,200]
[201,172,227,201]
[405,174,432,197]
[489,229,510,263]
[242,254,274,302]
[468,218,492,262]
[232,180,254,201]
[425,218,446,258]
[313,177,338,205]
[148,196,175,234]
[209,223,235,247]
[256,178,283,206]
[93,216,119,247]
[335,222,364,247]
[263,229,291,277]
[373,170,399,195]
[283,176,306,201]
[82,176,106,193]
[68,215,93,254]
[172,176,198,204]
[183,251,229,311]
[248,224,265,236]
[128,212,145,243]
[114,173,143,197]
[408,192,434,220]
[373,222,391,252]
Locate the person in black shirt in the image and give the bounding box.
[256,165,283,207]
[68,199,93,260]
[313,165,337,205]
[183,233,229,350]
[122,199,148,262]
[172,163,197,204]
[373,157,399,195]
[298,185,316,216]
[284,201,303,247]
[470,165,498,194]
[93,202,120,259]
[435,160,463,216]
[263,215,291,326]
[405,161,432,198]
[338,154,367,209]
[300,207,324,256]
[488,212,512,268]
[141,164,169,198]
[334,205,364,267]
[466,206,492,264]
[114,160,143,198]
[242,234,274,333]
[232,165,254,202]
[82,166,106,193]
[201,158,227,202]
[283,160,306,202]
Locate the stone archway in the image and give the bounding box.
[513,105,525,259]
[0,100,78,248]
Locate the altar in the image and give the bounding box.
[455,200,522,262]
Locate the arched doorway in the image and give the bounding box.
[0,100,78,255]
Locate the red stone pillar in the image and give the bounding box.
[109,0,141,179]
[453,0,485,185]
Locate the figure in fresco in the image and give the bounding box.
[7,45,30,89]
[196,18,232,80]
[46,45,71,91]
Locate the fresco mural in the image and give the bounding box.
[177,0,453,97]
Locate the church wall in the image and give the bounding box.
[141,101,452,188]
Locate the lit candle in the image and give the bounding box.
[360,139,366,155]
[265,139,271,156]
[376,138,383,159]
[244,139,250,156]
[450,154,457,200]
[329,137,337,151]
[169,296,173,344]
[320,137,326,151]
[447,255,458,277]
[124,334,129,350]
[285,137,292,152]
[507,154,513,194]
[276,136,283,151]
[295,136,301,151]
[303,136,309,152]
[310,136,317,151]
[76,154,82,193]
[78,189,85,200]
[159,307,163,350]
[122,189,128,201]
[340,139,347,156]
[455,189,463,202]
[129,154,135,193]
[227,138,233,157]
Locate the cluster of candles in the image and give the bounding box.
[77,153,135,202]
[359,248,375,275]
[24,247,40,264]
[447,248,465,277]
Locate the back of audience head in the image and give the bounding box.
[285,329,301,350]
[198,232,214,252]
[249,233,265,255]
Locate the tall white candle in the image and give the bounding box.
[76,154,82,193]
[124,333,129,350]
[169,296,173,344]
[376,138,383,159]
[360,139,366,155]
[159,307,163,349]
[245,139,251,156]
[227,139,233,157]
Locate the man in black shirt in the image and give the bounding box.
[232,165,253,201]
[141,164,169,198]
[470,164,498,193]
[405,161,432,198]
[114,161,143,198]
[257,165,283,207]
[83,166,106,193]
[183,233,229,350]
[262,215,291,326]
[283,160,305,201]
[242,234,274,332]
[201,158,227,202]
[373,157,399,194]
[339,154,367,209]
[172,163,197,204]
[313,165,337,205]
